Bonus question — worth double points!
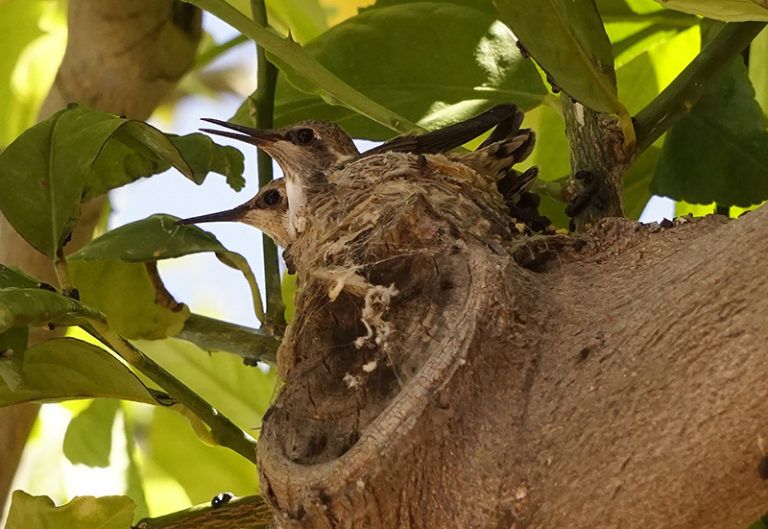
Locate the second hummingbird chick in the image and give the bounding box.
[177,179,291,248]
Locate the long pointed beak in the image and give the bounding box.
[176,200,252,226]
[200,118,284,145]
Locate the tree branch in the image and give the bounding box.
[134,494,271,529]
[634,21,766,154]
[177,313,279,363]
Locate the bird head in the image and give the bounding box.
[200,119,359,240]
[176,178,291,248]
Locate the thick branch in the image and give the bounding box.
[134,494,270,529]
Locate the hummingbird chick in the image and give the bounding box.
[177,178,291,248]
[197,105,535,243]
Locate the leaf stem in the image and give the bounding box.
[250,0,286,332]
[86,321,258,463]
[634,21,766,153]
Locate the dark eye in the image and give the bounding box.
[263,189,281,206]
[293,128,315,145]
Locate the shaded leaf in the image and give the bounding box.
[69,260,190,340]
[0,105,242,257]
[63,399,120,468]
[494,0,623,114]
[123,409,149,521]
[137,338,276,433]
[0,264,41,288]
[652,24,768,207]
[148,406,260,503]
[5,490,134,529]
[0,338,160,407]
[71,214,264,322]
[0,287,103,333]
[258,1,546,140]
[170,133,245,190]
[653,0,768,21]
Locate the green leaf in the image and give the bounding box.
[598,0,699,67]
[749,27,768,115]
[170,133,246,190]
[148,406,260,503]
[0,0,65,148]
[0,106,194,257]
[0,264,41,288]
[123,409,149,521]
[623,146,661,219]
[494,0,624,114]
[653,0,768,21]
[0,338,160,406]
[71,214,264,323]
[0,105,242,257]
[63,399,120,467]
[282,273,297,323]
[652,24,768,207]
[5,490,135,529]
[265,1,547,139]
[185,0,418,133]
[0,287,103,333]
[137,338,276,433]
[267,0,329,43]
[69,260,190,340]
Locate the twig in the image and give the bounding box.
[85,321,258,463]
[634,21,766,153]
[250,0,286,332]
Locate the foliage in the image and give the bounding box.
[1,0,767,527]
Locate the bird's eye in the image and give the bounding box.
[293,128,315,145]
[263,189,282,206]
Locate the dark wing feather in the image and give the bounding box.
[361,104,521,157]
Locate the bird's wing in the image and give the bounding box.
[361,104,522,157]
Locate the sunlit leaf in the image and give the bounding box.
[0,0,65,147]
[0,338,159,407]
[137,338,276,433]
[258,1,546,139]
[749,27,768,115]
[267,0,329,43]
[494,0,623,114]
[653,0,768,21]
[63,399,120,467]
[69,260,190,340]
[5,490,135,529]
[148,405,260,503]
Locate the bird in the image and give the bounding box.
[185,104,537,245]
[176,178,291,248]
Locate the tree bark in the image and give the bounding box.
[0,0,200,513]
[256,153,768,528]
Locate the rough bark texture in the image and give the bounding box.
[562,98,631,231]
[256,150,768,528]
[0,0,201,512]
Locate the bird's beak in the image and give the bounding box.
[200,118,284,145]
[176,199,252,226]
